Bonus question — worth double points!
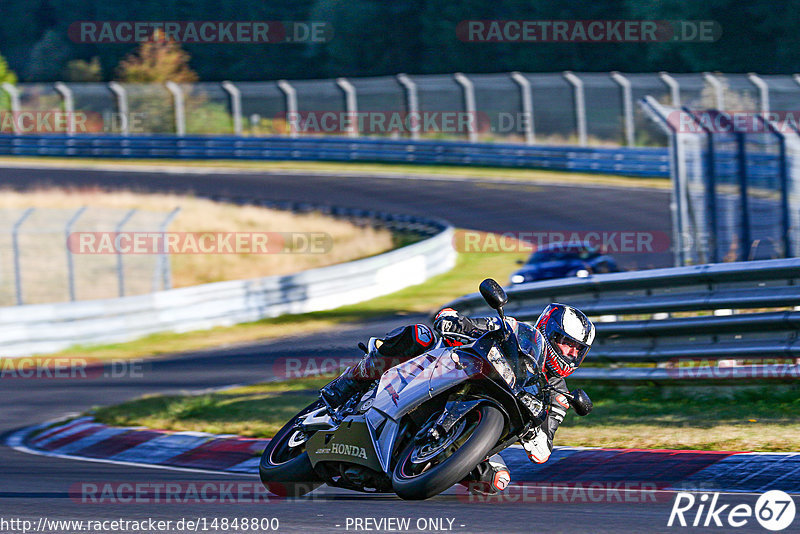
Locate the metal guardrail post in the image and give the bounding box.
[336,77,359,138]
[158,207,181,291]
[277,79,299,138]
[108,82,129,135]
[682,107,718,263]
[640,96,686,266]
[115,209,137,297]
[2,82,21,134]
[756,115,792,258]
[659,72,681,107]
[397,74,420,140]
[165,81,186,136]
[12,208,34,305]
[53,82,76,135]
[65,206,87,301]
[611,72,635,147]
[703,73,725,110]
[454,72,477,142]
[735,127,751,261]
[510,72,535,145]
[747,73,770,117]
[563,71,587,146]
[221,81,242,136]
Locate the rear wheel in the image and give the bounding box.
[391,404,505,500]
[259,401,324,497]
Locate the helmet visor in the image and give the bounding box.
[549,332,590,367]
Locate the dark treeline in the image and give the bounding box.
[1,0,799,82]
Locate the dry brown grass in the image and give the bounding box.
[0,187,394,299]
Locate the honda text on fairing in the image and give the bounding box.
[509,243,620,285]
[259,279,593,500]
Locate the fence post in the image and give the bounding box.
[336,77,359,138]
[64,206,87,301]
[165,81,186,136]
[156,207,181,291]
[510,72,535,145]
[659,72,681,107]
[12,208,34,305]
[563,71,587,146]
[54,82,76,135]
[611,71,635,147]
[397,73,419,140]
[703,73,725,110]
[115,209,137,297]
[108,82,129,135]
[747,73,770,117]
[221,81,242,136]
[2,83,21,134]
[454,73,477,142]
[277,80,299,138]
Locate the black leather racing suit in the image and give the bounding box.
[434,310,570,451]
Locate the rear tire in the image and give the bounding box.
[259,401,324,497]
[391,404,505,500]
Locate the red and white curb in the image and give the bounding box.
[7,416,266,476]
[7,416,800,494]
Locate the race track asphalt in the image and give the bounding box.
[0,167,755,533]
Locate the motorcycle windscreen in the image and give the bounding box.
[517,322,546,371]
[371,348,448,421]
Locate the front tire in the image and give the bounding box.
[391,404,505,500]
[259,401,324,497]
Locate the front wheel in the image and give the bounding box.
[391,404,505,500]
[259,401,324,497]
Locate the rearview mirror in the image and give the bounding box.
[569,389,593,416]
[479,278,508,310]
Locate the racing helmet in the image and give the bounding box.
[534,303,595,378]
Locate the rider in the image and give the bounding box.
[320,303,595,495]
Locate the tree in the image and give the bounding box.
[24,29,72,81]
[115,31,198,83]
[64,57,102,82]
[0,51,18,112]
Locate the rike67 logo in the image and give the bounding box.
[668,491,796,531]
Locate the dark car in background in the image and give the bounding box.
[509,243,621,285]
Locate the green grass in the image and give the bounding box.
[90,379,800,452]
[0,157,671,190]
[4,234,524,362]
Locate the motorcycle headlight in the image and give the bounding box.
[519,392,545,418]
[510,274,526,284]
[487,346,515,388]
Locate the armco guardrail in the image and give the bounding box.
[0,219,455,358]
[0,134,670,177]
[444,258,800,380]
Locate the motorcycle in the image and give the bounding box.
[259,279,593,500]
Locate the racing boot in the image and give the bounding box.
[460,454,511,496]
[520,426,553,463]
[319,366,368,409]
